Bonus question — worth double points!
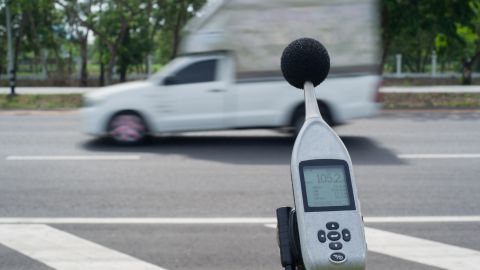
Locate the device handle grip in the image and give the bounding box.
[276,207,295,267]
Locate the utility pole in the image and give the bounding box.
[5,1,16,96]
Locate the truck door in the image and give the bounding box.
[160,57,227,131]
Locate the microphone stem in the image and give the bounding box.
[303,81,321,120]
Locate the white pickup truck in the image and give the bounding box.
[82,52,380,143]
[82,0,381,143]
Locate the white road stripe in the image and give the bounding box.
[398,153,480,159]
[0,216,479,224]
[0,217,277,224]
[0,224,167,270]
[365,227,480,270]
[6,155,141,161]
[365,216,480,223]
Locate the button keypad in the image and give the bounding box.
[317,221,353,263]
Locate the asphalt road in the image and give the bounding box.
[0,110,479,270]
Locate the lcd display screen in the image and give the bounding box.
[302,165,350,208]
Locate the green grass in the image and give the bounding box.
[380,93,480,109]
[0,93,479,110]
[0,94,83,110]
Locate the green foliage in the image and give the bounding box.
[1,0,66,74]
[6,0,478,85]
[382,0,480,83]
[1,0,206,83]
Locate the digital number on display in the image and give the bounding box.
[302,165,350,208]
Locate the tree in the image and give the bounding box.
[56,0,93,86]
[435,1,480,84]
[381,0,480,84]
[160,0,205,60]
[3,0,208,85]
[6,0,67,78]
[113,0,206,82]
[56,0,146,85]
[0,2,6,77]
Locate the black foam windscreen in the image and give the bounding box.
[281,38,330,89]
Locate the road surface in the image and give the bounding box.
[0,110,479,270]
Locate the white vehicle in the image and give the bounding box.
[82,0,381,143]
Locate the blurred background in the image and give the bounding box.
[0,1,479,270]
[0,0,479,87]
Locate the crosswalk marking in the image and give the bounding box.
[1,218,479,270]
[366,227,480,270]
[0,224,167,270]
[265,224,480,270]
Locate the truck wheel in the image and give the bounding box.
[107,112,147,144]
[292,102,333,136]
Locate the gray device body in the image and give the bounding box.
[291,82,366,269]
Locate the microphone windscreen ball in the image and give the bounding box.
[281,38,330,89]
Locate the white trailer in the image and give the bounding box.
[181,0,380,79]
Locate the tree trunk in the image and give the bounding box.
[68,47,73,75]
[79,34,89,87]
[170,6,185,59]
[380,41,390,74]
[415,49,421,73]
[104,44,117,85]
[99,63,105,86]
[14,30,21,76]
[421,51,429,73]
[119,63,127,82]
[99,49,105,87]
[462,60,472,85]
[107,53,115,85]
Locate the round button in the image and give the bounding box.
[329,242,343,250]
[329,252,346,264]
[327,231,341,241]
[326,222,339,230]
[342,229,351,242]
[318,230,326,243]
